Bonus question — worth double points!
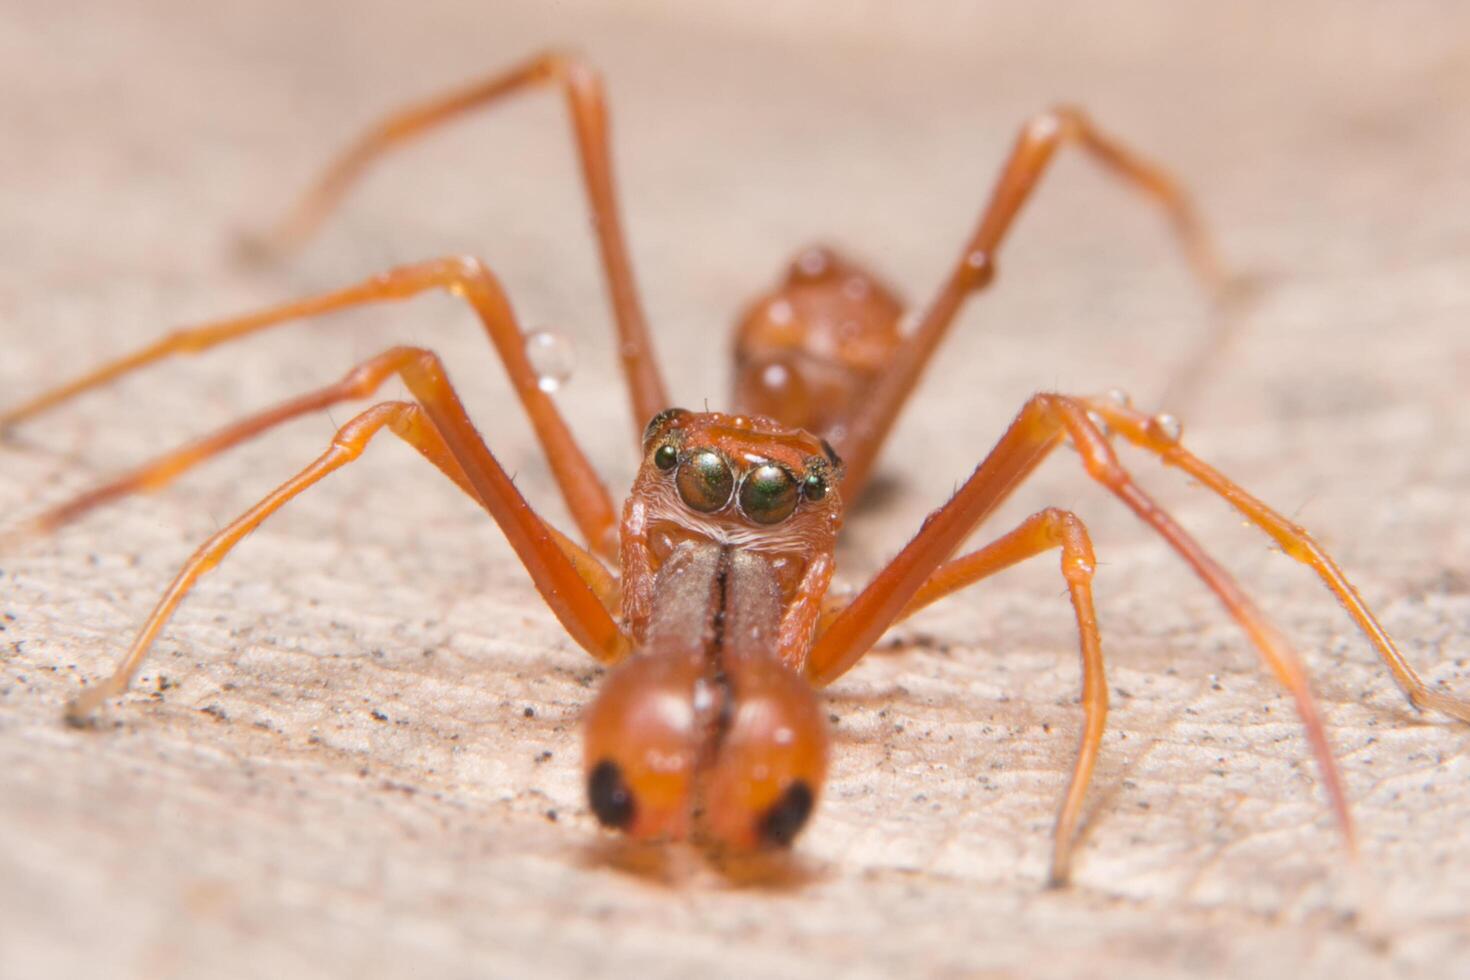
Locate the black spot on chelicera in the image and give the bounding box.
[758,780,814,847]
[588,759,636,830]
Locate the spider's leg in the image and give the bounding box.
[64,348,630,725]
[808,393,1355,863]
[253,51,667,428]
[13,346,617,611]
[1085,395,1470,723]
[874,507,1107,886]
[838,108,1225,497]
[0,257,620,558]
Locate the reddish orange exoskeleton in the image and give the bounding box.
[7,52,1467,884]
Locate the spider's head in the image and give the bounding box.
[631,407,843,559]
[732,245,905,442]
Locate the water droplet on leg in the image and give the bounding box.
[525,328,575,393]
[1150,412,1183,444]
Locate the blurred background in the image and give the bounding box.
[2,2,1469,977]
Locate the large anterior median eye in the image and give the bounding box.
[738,463,799,524]
[676,450,735,512]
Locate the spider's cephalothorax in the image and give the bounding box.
[583,410,841,848]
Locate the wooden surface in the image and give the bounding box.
[2,2,1469,977]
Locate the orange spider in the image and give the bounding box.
[6,52,1466,884]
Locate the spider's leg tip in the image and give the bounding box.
[1438,699,1470,726]
[1213,269,1270,315]
[0,423,55,454]
[1411,688,1470,724]
[62,685,115,729]
[0,515,59,552]
[62,701,98,730]
[229,228,290,271]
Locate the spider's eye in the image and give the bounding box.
[739,464,799,525]
[802,473,827,502]
[677,450,734,512]
[819,438,841,469]
[642,407,689,452]
[653,444,679,471]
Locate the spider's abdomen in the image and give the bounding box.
[732,245,906,446]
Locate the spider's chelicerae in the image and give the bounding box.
[7,52,1467,885]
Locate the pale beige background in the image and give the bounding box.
[3,2,1469,977]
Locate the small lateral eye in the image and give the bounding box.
[677,450,735,513]
[819,438,841,469]
[653,444,679,471]
[802,473,827,501]
[642,407,689,452]
[739,464,799,525]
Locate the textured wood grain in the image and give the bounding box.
[3,2,1469,977]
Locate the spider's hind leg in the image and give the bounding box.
[837,107,1231,499]
[250,50,668,431]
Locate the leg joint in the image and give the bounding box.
[1037,507,1097,584]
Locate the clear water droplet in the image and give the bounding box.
[525,328,575,393]
[1104,388,1132,408]
[1151,412,1183,443]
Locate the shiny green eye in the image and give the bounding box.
[676,450,734,513]
[653,444,679,471]
[739,464,799,525]
[802,473,827,501]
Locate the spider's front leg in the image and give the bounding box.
[64,347,629,724]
